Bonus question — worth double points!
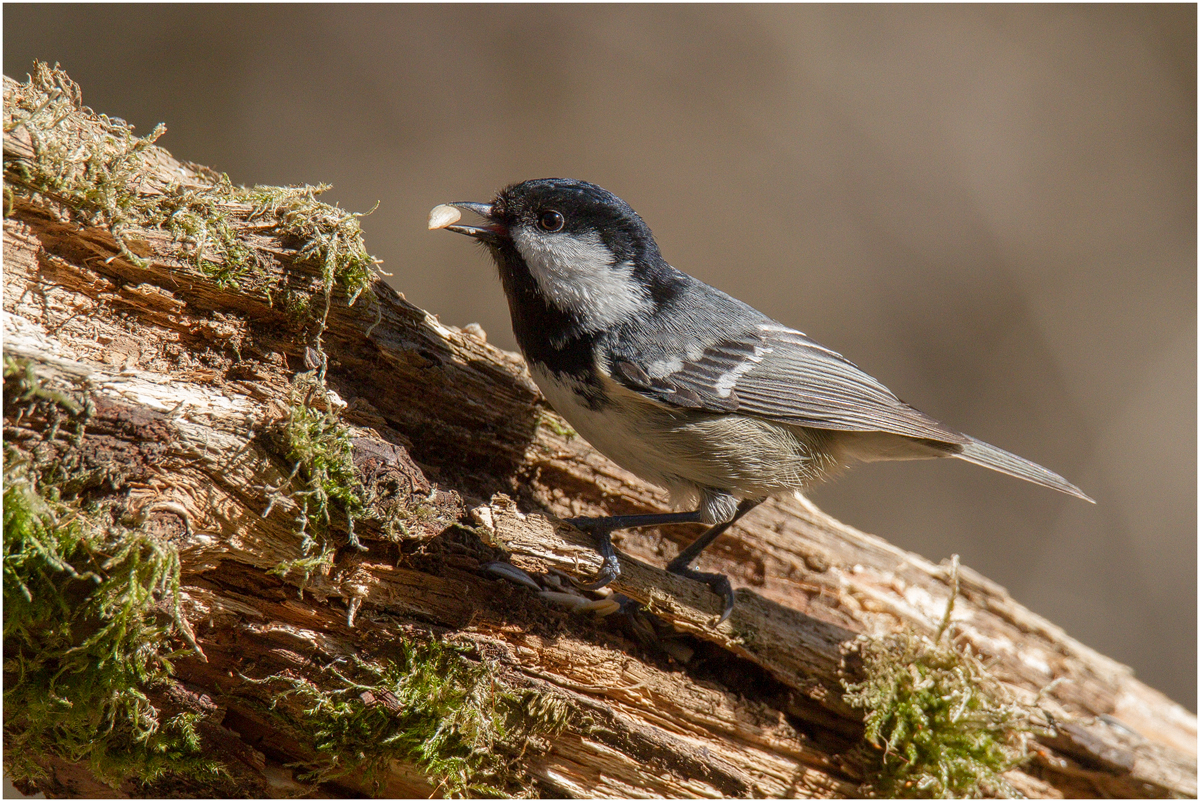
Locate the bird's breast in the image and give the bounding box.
[527,360,844,505]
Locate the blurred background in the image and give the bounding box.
[5,5,1194,711]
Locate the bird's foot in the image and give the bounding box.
[564,517,622,590]
[667,563,735,624]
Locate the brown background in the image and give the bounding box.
[4,4,1194,711]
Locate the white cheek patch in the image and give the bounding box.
[511,228,651,330]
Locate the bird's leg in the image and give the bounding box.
[565,510,707,590]
[665,498,764,623]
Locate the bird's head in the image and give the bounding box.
[437,178,668,330]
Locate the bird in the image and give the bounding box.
[433,178,1092,622]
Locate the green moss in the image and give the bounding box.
[268,372,367,587]
[3,64,166,268]
[538,411,577,440]
[243,183,378,311]
[5,62,377,323]
[147,175,258,288]
[4,356,83,416]
[841,564,1031,798]
[2,453,222,789]
[253,640,569,797]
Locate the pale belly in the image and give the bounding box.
[528,363,845,508]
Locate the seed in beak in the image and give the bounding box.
[428,204,462,230]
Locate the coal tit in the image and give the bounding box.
[435,178,1092,622]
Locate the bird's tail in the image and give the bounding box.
[956,437,1094,503]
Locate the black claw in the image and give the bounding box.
[564,518,624,590]
[581,554,621,590]
[669,564,736,623]
[717,590,736,625]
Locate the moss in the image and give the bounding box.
[538,411,577,440]
[3,364,222,790]
[243,183,378,313]
[841,562,1032,798]
[146,175,259,289]
[3,63,167,268]
[4,62,377,324]
[268,372,367,588]
[251,640,569,797]
[4,356,83,416]
[2,452,222,789]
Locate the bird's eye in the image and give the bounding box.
[537,210,564,232]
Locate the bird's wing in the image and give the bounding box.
[606,322,967,445]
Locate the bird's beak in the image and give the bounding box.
[441,201,506,243]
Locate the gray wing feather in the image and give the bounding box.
[609,321,967,445]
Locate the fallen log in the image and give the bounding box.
[3,64,1193,798]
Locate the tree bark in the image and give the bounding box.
[3,67,1194,798]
